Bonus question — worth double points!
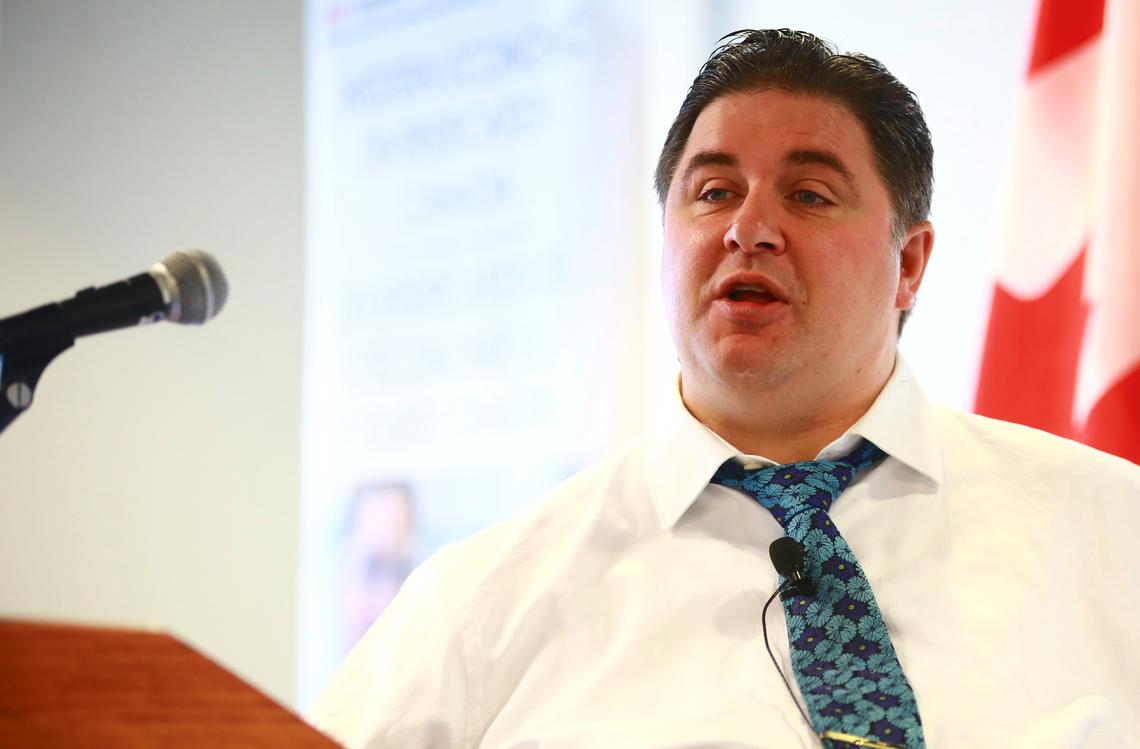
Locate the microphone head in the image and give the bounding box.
[769,536,806,577]
[151,249,229,324]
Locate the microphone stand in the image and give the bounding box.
[0,303,75,436]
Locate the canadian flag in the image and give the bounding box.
[975,0,1140,464]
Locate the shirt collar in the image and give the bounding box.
[644,355,944,531]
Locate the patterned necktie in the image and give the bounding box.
[711,440,925,749]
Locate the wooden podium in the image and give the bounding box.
[0,619,343,748]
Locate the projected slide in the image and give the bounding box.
[300,0,644,705]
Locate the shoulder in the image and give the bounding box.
[308,443,649,747]
[421,441,652,605]
[932,405,1140,492]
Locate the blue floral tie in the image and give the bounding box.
[711,440,925,749]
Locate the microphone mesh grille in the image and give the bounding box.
[159,250,229,324]
[769,536,805,576]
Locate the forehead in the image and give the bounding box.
[676,89,878,182]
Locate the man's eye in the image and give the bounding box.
[699,188,732,202]
[794,190,831,206]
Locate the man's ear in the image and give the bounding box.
[896,220,934,311]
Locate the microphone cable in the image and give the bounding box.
[761,583,815,737]
[763,535,817,740]
[763,537,905,749]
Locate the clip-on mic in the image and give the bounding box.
[762,538,903,748]
[761,536,818,741]
[770,536,815,599]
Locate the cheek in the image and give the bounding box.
[660,226,688,299]
[662,246,706,313]
[799,238,896,316]
[660,248,687,327]
[822,253,900,325]
[662,216,724,322]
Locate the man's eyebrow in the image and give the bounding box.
[679,150,738,186]
[785,149,857,188]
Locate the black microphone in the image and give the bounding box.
[762,536,817,740]
[0,249,228,349]
[0,250,228,435]
[770,536,815,599]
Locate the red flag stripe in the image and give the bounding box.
[1079,365,1140,465]
[975,248,1089,438]
[978,0,1139,465]
[1027,0,1105,76]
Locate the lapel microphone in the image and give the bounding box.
[762,535,818,742]
[770,536,814,599]
[767,540,902,746]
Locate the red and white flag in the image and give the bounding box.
[975,0,1140,464]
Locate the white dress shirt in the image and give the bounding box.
[308,358,1140,749]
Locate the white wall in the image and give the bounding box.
[0,0,304,706]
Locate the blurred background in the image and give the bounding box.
[0,0,1042,710]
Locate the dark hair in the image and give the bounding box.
[654,29,934,331]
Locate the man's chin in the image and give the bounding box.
[707,346,800,392]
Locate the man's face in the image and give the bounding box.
[662,89,926,410]
[340,488,415,645]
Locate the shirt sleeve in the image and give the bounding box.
[306,549,477,749]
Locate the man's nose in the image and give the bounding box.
[722,195,785,255]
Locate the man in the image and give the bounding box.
[309,29,1140,748]
[338,481,418,651]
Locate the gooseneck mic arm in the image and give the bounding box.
[0,249,228,436]
[0,305,75,435]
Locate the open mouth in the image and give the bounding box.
[727,284,780,304]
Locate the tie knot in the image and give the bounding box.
[709,440,884,531]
